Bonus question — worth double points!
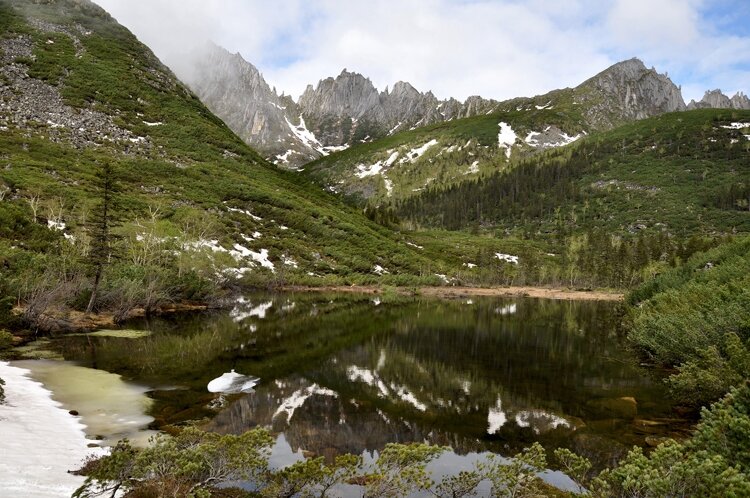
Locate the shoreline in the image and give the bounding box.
[278,285,625,301]
[8,285,623,339]
[0,361,105,497]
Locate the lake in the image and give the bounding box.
[18,292,691,477]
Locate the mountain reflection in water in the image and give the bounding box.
[48,292,692,470]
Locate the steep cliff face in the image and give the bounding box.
[184,46,501,167]
[576,58,686,129]
[184,51,748,174]
[687,89,750,110]
[297,70,500,147]
[177,43,322,166]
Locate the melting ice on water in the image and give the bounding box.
[207,369,260,394]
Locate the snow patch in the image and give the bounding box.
[321,144,349,154]
[227,206,262,221]
[383,177,393,196]
[142,121,163,126]
[400,139,438,164]
[275,150,298,163]
[497,122,517,159]
[435,273,450,284]
[466,160,480,174]
[286,116,326,154]
[373,264,389,275]
[495,253,519,264]
[47,219,66,231]
[355,151,400,178]
[0,361,106,497]
[282,255,298,268]
[720,122,750,129]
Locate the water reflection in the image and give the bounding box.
[45,293,691,468]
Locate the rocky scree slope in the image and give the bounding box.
[0,0,434,288]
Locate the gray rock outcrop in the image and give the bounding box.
[687,89,750,110]
[177,43,317,166]
[182,45,501,166]
[576,58,686,129]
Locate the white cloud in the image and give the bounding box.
[93,0,749,103]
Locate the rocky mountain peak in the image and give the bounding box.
[390,81,420,97]
[177,42,320,165]
[687,89,750,110]
[577,57,685,129]
[299,69,380,119]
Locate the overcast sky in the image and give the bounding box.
[93,0,750,103]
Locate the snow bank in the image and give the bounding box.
[207,370,259,394]
[355,151,400,178]
[13,360,156,447]
[0,361,105,498]
[495,253,519,264]
[497,122,517,159]
[399,139,438,164]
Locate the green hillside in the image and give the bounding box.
[400,109,750,237]
[0,0,441,325]
[303,90,589,205]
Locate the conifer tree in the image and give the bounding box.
[85,162,120,314]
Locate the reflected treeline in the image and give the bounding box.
[45,293,690,467]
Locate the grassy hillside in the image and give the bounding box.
[0,0,446,325]
[303,89,589,205]
[400,109,750,237]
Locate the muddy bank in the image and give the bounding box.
[16,302,212,336]
[279,285,625,301]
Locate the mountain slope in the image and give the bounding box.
[302,58,688,205]
[0,0,438,305]
[182,45,500,167]
[398,108,750,237]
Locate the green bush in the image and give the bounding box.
[0,330,13,350]
[625,237,750,407]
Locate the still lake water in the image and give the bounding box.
[33,292,689,473]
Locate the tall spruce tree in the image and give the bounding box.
[85,162,120,314]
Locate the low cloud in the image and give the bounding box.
[94,0,749,102]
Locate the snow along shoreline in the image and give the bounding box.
[0,361,105,498]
